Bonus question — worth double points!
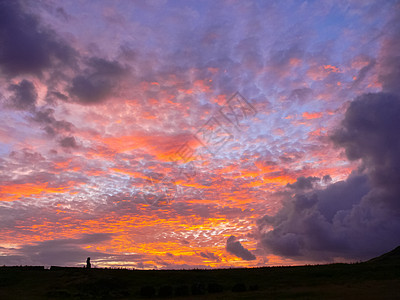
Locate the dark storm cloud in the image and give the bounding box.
[0,0,75,77]
[259,92,400,260]
[68,57,127,105]
[332,93,400,196]
[226,235,256,261]
[7,80,37,110]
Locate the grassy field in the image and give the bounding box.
[1,247,399,299]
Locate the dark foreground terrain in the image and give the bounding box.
[1,247,399,299]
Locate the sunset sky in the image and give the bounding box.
[1,0,400,269]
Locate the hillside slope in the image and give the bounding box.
[368,246,400,264]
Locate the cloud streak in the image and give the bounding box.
[226,235,256,261]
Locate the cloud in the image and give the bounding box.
[7,80,37,110]
[290,88,313,103]
[259,92,400,261]
[199,251,220,262]
[226,235,256,261]
[68,57,128,105]
[9,148,45,164]
[0,0,75,77]
[2,233,114,266]
[31,108,74,136]
[322,175,332,184]
[286,176,320,191]
[351,58,375,88]
[60,136,78,148]
[332,93,400,195]
[378,5,400,95]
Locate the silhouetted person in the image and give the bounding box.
[86,257,91,269]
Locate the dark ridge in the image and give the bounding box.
[49,266,86,271]
[367,245,400,264]
[0,266,44,270]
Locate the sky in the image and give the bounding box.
[0,0,400,269]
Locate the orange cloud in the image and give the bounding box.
[95,132,201,162]
[307,64,341,81]
[0,182,79,202]
[323,65,340,73]
[302,111,323,119]
[289,57,301,66]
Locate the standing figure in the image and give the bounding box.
[86,257,91,269]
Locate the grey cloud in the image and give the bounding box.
[289,87,313,103]
[7,80,37,110]
[68,57,127,105]
[286,176,320,191]
[49,91,68,101]
[322,175,332,184]
[60,136,78,148]
[0,255,28,266]
[199,251,220,262]
[55,7,70,22]
[19,233,113,266]
[351,58,376,88]
[0,233,114,266]
[9,148,45,164]
[268,46,304,72]
[260,173,370,259]
[226,235,256,261]
[31,108,74,136]
[378,10,400,95]
[5,82,74,138]
[331,93,400,196]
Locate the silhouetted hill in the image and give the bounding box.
[368,245,400,264]
[0,248,399,299]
